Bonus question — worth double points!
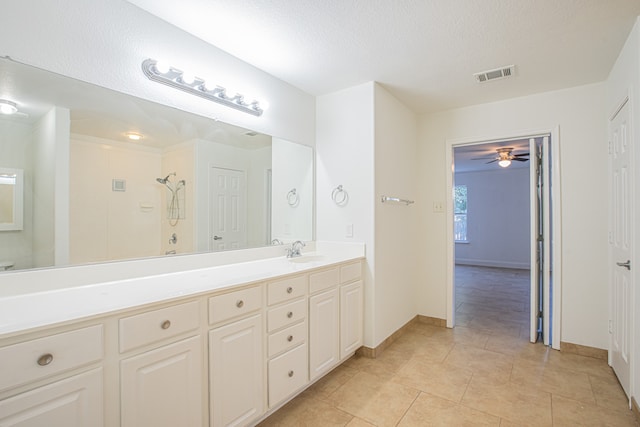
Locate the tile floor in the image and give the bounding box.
[258,265,638,426]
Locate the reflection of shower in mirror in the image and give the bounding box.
[156,172,186,226]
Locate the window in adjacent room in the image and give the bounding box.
[454,184,467,242]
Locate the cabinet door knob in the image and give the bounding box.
[161,320,171,329]
[288,370,294,378]
[287,311,293,319]
[37,353,53,366]
[236,300,244,308]
[286,286,293,294]
[287,335,294,342]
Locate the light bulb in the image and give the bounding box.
[179,71,195,85]
[153,61,170,74]
[498,159,511,168]
[0,100,18,115]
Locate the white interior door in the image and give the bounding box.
[209,167,247,252]
[609,98,631,398]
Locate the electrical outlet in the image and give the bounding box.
[433,201,444,213]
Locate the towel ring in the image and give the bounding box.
[287,188,299,206]
[331,185,349,206]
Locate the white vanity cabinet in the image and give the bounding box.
[339,262,364,359]
[119,301,202,427]
[266,275,308,408]
[0,325,104,426]
[308,268,340,381]
[208,285,264,427]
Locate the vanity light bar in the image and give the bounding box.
[141,59,264,117]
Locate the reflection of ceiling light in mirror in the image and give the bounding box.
[125,132,143,141]
[0,99,18,115]
[498,159,511,168]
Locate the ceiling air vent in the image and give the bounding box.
[474,65,515,83]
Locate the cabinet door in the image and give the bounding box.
[0,368,103,427]
[309,288,339,381]
[340,280,364,359]
[121,336,202,427]
[209,314,263,427]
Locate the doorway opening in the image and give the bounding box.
[446,133,561,349]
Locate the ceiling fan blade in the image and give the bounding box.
[512,157,529,162]
[471,156,496,160]
[512,153,529,157]
[485,159,498,164]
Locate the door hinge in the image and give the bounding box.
[608,319,613,334]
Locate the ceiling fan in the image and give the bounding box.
[472,147,529,168]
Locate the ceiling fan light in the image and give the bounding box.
[498,159,511,168]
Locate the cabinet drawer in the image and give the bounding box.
[267,298,306,333]
[340,261,362,284]
[268,321,307,358]
[309,267,339,294]
[119,301,199,353]
[209,286,262,325]
[268,343,308,407]
[267,275,307,306]
[0,325,103,392]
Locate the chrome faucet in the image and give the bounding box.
[286,240,306,258]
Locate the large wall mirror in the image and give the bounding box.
[0,57,313,272]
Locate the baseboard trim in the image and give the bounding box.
[560,341,607,360]
[356,315,447,359]
[632,397,640,424]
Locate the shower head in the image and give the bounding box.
[156,172,176,185]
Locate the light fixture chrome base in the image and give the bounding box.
[141,59,263,117]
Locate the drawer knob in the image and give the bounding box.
[288,370,294,378]
[161,320,171,329]
[287,311,293,319]
[286,286,293,294]
[236,300,244,308]
[37,353,53,366]
[287,335,294,342]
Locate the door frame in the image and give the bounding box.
[444,127,562,350]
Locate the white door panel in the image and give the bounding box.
[210,167,247,251]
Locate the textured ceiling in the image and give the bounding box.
[126,0,640,113]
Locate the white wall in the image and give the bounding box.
[70,135,162,263]
[316,82,376,345]
[418,82,608,349]
[32,107,70,268]
[0,0,315,148]
[271,138,313,243]
[454,167,530,269]
[373,84,419,344]
[606,17,640,406]
[0,120,33,269]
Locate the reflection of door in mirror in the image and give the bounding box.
[0,168,23,231]
[209,167,246,251]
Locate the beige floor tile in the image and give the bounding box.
[393,356,473,402]
[551,394,639,427]
[443,344,514,380]
[302,364,359,400]
[345,417,376,427]
[257,394,353,427]
[326,371,420,427]
[397,392,501,426]
[461,375,553,426]
[589,373,632,412]
[510,361,596,404]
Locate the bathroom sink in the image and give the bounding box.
[288,255,326,264]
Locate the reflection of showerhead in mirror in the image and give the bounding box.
[176,180,186,190]
[156,172,176,185]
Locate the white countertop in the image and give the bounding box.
[0,246,364,338]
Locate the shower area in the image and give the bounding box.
[69,137,194,264]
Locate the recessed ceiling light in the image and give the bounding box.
[125,132,143,141]
[0,99,18,115]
